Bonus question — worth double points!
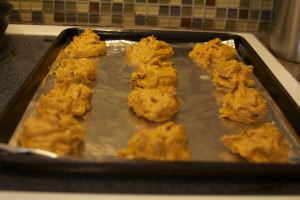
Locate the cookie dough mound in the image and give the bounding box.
[117,122,190,161]
[219,84,267,124]
[128,86,182,122]
[126,36,174,63]
[55,58,97,86]
[37,80,93,116]
[221,123,290,163]
[213,60,255,90]
[64,27,106,58]
[189,38,237,64]
[17,108,86,155]
[131,60,178,89]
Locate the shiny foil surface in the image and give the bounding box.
[8,39,300,163]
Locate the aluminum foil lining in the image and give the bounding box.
[5,39,300,163]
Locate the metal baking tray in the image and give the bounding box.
[0,28,300,178]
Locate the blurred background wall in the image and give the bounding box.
[7,0,275,32]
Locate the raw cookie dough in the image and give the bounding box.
[37,79,93,116]
[17,108,86,155]
[189,38,237,64]
[63,27,107,58]
[55,58,97,86]
[117,122,190,161]
[212,60,255,90]
[126,36,174,63]
[221,122,290,163]
[131,60,178,89]
[219,83,267,124]
[128,86,182,122]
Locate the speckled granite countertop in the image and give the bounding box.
[0,34,55,114]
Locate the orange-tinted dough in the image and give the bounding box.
[17,108,85,155]
[117,122,190,161]
[131,60,178,89]
[55,58,97,86]
[189,38,237,64]
[126,36,174,63]
[213,60,255,90]
[221,122,290,163]
[219,83,267,124]
[64,27,106,58]
[37,80,93,116]
[128,86,182,122]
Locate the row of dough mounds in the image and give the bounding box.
[17,28,106,155]
[117,36,191,161]
[189,37,290,163]
[126,36,181,123]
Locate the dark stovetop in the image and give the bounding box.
[0,34,55,115]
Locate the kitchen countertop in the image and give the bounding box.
[0,25,300,195]
[253,32,299,79]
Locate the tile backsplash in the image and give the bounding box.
[7,0,275,32]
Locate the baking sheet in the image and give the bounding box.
[1,28,300,177]
[7,37,300,163]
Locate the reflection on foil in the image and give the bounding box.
[7,39,300,163]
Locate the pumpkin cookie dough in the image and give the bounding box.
[126,36,174,63]
[219,83,267,124]
[221,123,290,163]
[55,58,97,86]
[63,27,107,58]
[189,38,237,64]
[37,79,93,116]
[131,60,178,89]
[117,122,190,161]
[128,86,182,122]
[17,108,86,155]
[213,60,255,90]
